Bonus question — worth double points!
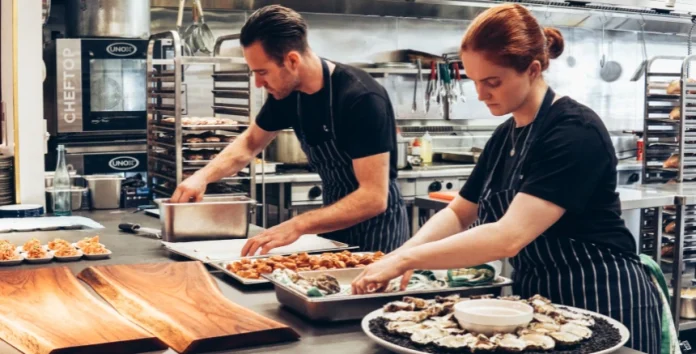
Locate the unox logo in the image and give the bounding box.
[109,156,139,170]
[106,43,137,57]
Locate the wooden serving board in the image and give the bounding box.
[0,267,163,354]
[78,261,299,353]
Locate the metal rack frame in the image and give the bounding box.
[642,55,696,332]
[145,31,262,216]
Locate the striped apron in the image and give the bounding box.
[293,59,410,253]
[476,88,662,353]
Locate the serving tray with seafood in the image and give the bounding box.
[211,250,385,285]
[263,267,512,322]
[363,294,630,354]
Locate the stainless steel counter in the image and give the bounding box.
[414,186,678,213]
[0,210,644,354]
[254,167,475,184]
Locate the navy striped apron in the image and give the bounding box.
[293,59,409,253]
[477,88,662,353]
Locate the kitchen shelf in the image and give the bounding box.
[146,31,262,212]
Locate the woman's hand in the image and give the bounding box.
[351,253,413,294]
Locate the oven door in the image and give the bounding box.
[55,39,148,135]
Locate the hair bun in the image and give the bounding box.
[544,27,565,59]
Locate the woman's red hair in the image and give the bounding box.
[461,4,564,72]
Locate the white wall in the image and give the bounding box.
[2,0,46,205]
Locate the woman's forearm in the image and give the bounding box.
[401,222,512,270]
[393,205,475,254]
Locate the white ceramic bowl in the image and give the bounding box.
[454,299,534,336]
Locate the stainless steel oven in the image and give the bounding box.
[51,38,151,136]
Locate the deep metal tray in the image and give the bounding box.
[264,268,512,322]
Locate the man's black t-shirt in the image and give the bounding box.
[460,96,636,254]
[255,62,398,180]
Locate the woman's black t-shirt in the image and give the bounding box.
[459,96,636,254]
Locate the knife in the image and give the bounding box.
[119,223,161,239]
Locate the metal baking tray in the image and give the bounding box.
[163,235,356,264]
[210,251,375,285]
[264,268,512,322]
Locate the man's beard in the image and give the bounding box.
[270,68,301,100]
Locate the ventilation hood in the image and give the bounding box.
[151,0,696,35]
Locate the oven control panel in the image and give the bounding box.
[415,178,463,196]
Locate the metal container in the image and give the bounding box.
[264,268,512,322]
[45,172,84,188]
[682,293,696,319]
[65,0,151,39]
[85,175,124,210]
[45,186,87,212]
[156,196,257,242]
[267,130,309,166]
[396,141,408,170]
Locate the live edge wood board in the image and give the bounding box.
[0,267,164,354]
[78,261,300,353]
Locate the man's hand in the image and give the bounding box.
[170,174,207,203]
[241,219,304,257]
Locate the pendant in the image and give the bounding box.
[510,148,515,157]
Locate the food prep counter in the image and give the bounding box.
[0,210,644,354]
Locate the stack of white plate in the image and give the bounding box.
[0,156,15,206]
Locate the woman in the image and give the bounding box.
[352,4,661,352]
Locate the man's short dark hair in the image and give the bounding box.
[240,5,309,65]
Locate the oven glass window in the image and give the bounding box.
[89,59,146,112]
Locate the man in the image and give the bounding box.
[171,5,409,256]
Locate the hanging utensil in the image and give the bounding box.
[631,16,648,81]
[176,0,193,57]
[412,59,421,113]
[599,14,623,83]
[193,0,215,55]
[182,1,198,55]
[454,63,466,103]
[425,61,436,113]
[566,29,577,68]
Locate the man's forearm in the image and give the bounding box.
[396,207,468,252]
[292,188,386,235]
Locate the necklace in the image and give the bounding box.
[510,124,530,157]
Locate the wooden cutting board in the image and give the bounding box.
[78,261,299,353]
[0,267,163,354]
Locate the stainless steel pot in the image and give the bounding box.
[66,0,151,38]
[267,129,309,166]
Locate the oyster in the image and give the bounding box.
[529,294,552,304]
[533,313,557,324]
[403,296,430,310]
[470,294,495,300]
[385,321,420,335]
[381,310,429,323]
[549,331,583,346]
[499,295,522,301]
[383,301,416,313]
[310,274,341,294]
[423,314,460,330]
[568,318,595,328]
[435,333,476,349]
[561,323,593,339]
[423,303,447,317]
[411,326,449,345]
[554,308,595,326]
[519,333,556,351]
[533,302,557,315]
[469,334,498,352]
[435,294,461,303]
[495,334,528,352]
[529,322,561,334]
